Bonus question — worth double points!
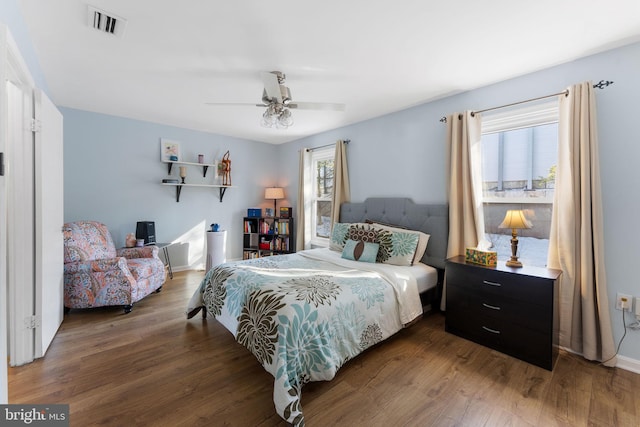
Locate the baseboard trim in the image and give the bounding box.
[615,355,640,374]
[560,345,640,373]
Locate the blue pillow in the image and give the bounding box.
[341,239,379,263]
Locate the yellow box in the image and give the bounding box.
[465,248,497,267]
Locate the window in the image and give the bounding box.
[310,147,334,245]
[480,102,558,267]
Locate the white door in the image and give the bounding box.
[0,29,10,403]
[6,79,35,367]
[34,88,64,357]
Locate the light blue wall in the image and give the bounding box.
[0,0,49,92]
[277,41,640,363]
[62,108,280,269]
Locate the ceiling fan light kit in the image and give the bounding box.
[206,70,345,130]
[261,103,294,129]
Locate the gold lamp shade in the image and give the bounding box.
[498,210,532,268]
[264,187,285,201]
[499,210,533,230]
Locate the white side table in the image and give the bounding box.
[206,231,227,272]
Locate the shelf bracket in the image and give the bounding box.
[176,185,182,202]
[167,163,173,175]
[202,165,209,177]
[219,186,227,202]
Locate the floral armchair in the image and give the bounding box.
[63,221,166,313]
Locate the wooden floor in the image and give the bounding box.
[8,270,640,427]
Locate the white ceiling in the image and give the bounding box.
[19,0,640,144]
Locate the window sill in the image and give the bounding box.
[310,238,329,249]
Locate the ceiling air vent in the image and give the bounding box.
[87,5,127,37]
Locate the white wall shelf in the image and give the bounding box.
[163,160,216,178]
[161,183,234,203]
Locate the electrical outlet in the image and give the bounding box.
[616,293,632,312]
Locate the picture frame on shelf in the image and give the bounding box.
[161,138,181,162]
[279,207,292,218]
[265,208,274,217]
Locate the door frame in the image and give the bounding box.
[0,23,38,402]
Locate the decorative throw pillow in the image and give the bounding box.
[329,222,352,252]
[341,239,379,263]
[347,224,392,263]
[368,222,430,264]
[347,223,378,243]
[384,230,420,266]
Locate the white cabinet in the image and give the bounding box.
[206,231,227,271]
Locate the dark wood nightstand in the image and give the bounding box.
[445,255,561,370]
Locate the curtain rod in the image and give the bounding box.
[306,139,350,152]
[439,80,614,123]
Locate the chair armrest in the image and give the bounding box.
[117,246,159,259]
[64,257,129,274]
[64,257,137,307]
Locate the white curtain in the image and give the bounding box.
[296,148,312,251]
[446,111,486,258]
[547,81,616,365]
[330,140,350,226]
[296,141,350,251]
[442,112,484,310]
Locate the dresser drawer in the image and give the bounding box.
[445,309,553,369]
[446,261,553,307]
[446,282,552,333]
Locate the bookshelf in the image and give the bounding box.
[243,216,295,259]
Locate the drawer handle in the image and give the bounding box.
[483,280,501,287]
[482,326,501,334]
[482,303,501,311]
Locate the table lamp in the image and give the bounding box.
[265,187,284,216]
[498,209,532,268]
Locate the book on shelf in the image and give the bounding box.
[243,250,259,260]
[244,220,257,233]
[276,221,289,235]
[274,237,289,251]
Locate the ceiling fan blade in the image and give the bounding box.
[261,71,283,103]
[288,102,345,111]
[205,102,266,107]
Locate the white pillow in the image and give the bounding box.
[383,229,420,266]
[329,222,352,252]
[368,222,430,265]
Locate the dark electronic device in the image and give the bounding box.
[136,221,156,245]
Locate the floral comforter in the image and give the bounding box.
[187,248,422,426]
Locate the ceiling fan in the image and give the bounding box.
[206,71,345,129]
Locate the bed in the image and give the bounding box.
[187,198,448,426]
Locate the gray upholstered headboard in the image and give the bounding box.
[340,198,449,270]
